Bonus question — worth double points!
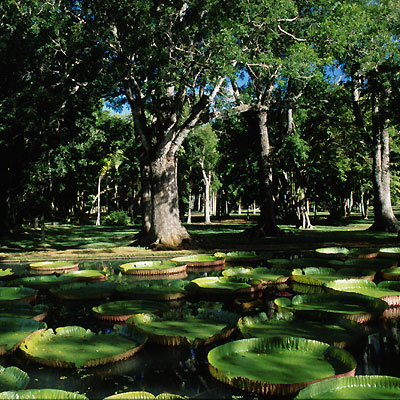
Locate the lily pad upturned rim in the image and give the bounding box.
[214,251,261,263]
[170,254,225,267]
[29,261,79,273]
[104,392,188,400]
[381,267,400,281]
[325,279,400,307]
[291,267,376,286]
[238,313,366,348]
[92,300,170,322]
[315,247,350,259]
[0,287,37,304]
[0,303,48,321]
[0,317,47,353]
[19,325,147,369]
[120,261,187,276]
[222,267,289,285]
[274,292,388,323]
[378,247,400,259]
[128,309,238,347]
[0,365,30,392]
[0,389,88,399]
[207,336,356,397]
[295,375,400,399]
[187,276,263,295]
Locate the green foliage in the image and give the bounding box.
[103,211,131,226]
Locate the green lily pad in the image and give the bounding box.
[378,247,400,259]
[222,267,289,285]
[292,282,326,295]
[0,303,48,321]
[0,317,46,354]
[238,312,366,348]
[49,281,116,300]
[0,389,88,399]
[104,392,188,400]
[291,258,331,268]
[266,258,292,269]
[315,247,350,260]
[8,275,75,290]
[187,276,262,296]
[63,270,107,282]
[120,261,186,276]
[378,280,400,291]
[92,300,170,323]
[214,251,262,264]
[274,293,387,323]
[0,269,14,278]
[295,375,400,399]
[348,247,379,259]
[334,258,398,271]
[0,287,37,304]
[19,325,147,369]
[170,255,225,268]
[128,309,238,347]
[325,279,400,306]
[207,336,356,396]
[381,267,400,281]
[116,280,189,301]
[29,261,79,275]
[291,267,376,286]
[0,365,29,391]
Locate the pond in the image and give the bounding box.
[1,255,400,399]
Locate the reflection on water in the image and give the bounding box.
[1,257,400,399]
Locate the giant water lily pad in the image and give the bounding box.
[378,247,400,259]
[0,287,37,304]
[170,255,225,268]
[238,312,366,348]
[348,247,379,259]
[8,275,75,290]
[0,317,47,354]
[214,251,262,264]
[0,389,88,399]
[120,261,186,276]
[222,267,289,285]
[0,304,48,321]
[63,270,107,282]
[274,293,387,323]
[295,375,400,399]
[187,276,262,296]
[29,261,79,275]
[381,267,400,281]
[0,365,29,391]
[291,267,375,286]
[116,280,189,301]
[331,258,398,271]
[104,392,187,399]
[315,247,350,260]
[49,281,115,300]
[19,325,147,368]
[128,309,238,347]
[325,279,400,306]
[291,258,331,268]
[266,258,292,269]
[92,300,170,323]
[207,336,356,396]
[0,269,13,279]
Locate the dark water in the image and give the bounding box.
[1,258,400,399]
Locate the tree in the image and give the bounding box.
[184,124,220,224]
[325,0,400,232]
[72,0,243,248]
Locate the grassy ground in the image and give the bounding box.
[0,211,399,263]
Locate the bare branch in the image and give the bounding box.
[277,25,306,42]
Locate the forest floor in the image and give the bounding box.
[1,213,399,263]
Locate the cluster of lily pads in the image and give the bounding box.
[0,247,400,398]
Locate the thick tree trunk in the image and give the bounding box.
[254,109,281,235]
[140,160,152,234]
[369,91,399,232]
[150,154,190,247]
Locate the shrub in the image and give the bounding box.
[103,211,131,226]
